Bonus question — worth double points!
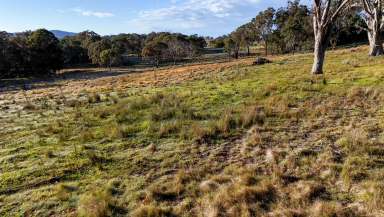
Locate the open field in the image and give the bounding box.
[2,46,384,216]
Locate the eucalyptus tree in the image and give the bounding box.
[311,0,352,75]
[252,8,275,56]
[359,0,384,56]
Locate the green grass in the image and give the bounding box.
[2,46,384,216]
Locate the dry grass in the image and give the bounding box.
[2,46,384,216]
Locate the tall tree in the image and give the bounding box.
[27,29,63,74]
[253,8,275,56]
[236,23,257,55]
[277,1,313,53]
[311,0,351,75]
[224,34,241,59]
[142,41,168,67]
[360,0,384,56]
[88,39,111,65]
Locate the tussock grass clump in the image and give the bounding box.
[215,110,237,136]
[341,58,360,68]
[129,97,151,111]
[337,128,369,154]
[86,151,110,166]
[290,181,330,204]
[55,183,77,201]
[131,205,175,217]
[88,92,102,104]
[341,156,370,189]
[151,107,177,121]
[23,101,38,110]
[347,87,383,103]
[65,99,84,107]
[243,127,263,149]
[147,182,183,202]
[310,201,359,217]
[79,129,96,143]
[240,105,265,128]
[200,180,276,217]
[190,123,219,144]
[77,189,113,217]
[264,95,291,118]
[158,121,182,138]
[199,180,220,193]
[361,181,384,211]
[120,125,142,138]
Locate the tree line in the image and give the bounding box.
[0,30,206,78]
[1,0,384,78]
[210,0,383,75]
[210,0,366,57]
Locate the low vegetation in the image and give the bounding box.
[1,46,384,216]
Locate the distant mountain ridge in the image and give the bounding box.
[50,30,77,39]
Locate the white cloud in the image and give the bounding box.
[127,0,261,35]
[72,8,115,18]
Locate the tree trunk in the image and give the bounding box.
[265,41,268,56]
[368,31,383,56]
[247,46,250,56]
[312,40,326,75]
[312,31,330,75]
[234,50,239,59]
[364,1,384,56]
[368,25,384,56]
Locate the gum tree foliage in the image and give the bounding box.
[274,0,313,53]
[252,7,275,56]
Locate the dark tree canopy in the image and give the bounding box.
[0,29,63,78]
[27,29,63,73]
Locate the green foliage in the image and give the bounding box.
[27,29,63,73]
[88,39,112,66]
[0,29,63,78]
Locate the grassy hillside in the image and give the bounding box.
[1,46,384,216]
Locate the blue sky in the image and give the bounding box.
[0,0,311,37]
